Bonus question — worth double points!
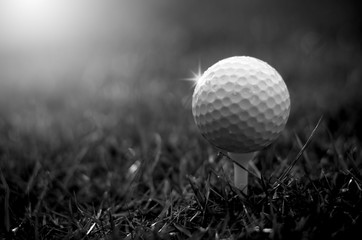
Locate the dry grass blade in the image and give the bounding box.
[0,168,10,232]
[64,146,89,187]
[147,133,163,196]
[187,175,205,209]
[26,160,42,195]
[295,134,312,171]
[275,116,323,187]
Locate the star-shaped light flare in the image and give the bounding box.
[183,62,203,86]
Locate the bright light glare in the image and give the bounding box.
[185,62,203,86]
[11,0,52,15]
[0,0,101,50]
[3,0,60,28]
[0,0,142,96]
[0,0,67,47]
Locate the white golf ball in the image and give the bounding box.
[192,56,290,153]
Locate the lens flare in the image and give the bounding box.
[184,62,203,86]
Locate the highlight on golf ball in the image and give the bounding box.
[192,56,291,153]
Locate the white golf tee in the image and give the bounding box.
[228,152,255,194]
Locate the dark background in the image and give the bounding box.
[0,0,361,153]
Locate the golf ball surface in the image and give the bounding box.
[192,56,290,153]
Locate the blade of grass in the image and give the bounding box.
[64,146,89,187]
[295,133,312,170]
[0,167,10,232]
[187,175,205,209]
[275,116,323,187]
[26,160,42,195]
[147,133,162,196]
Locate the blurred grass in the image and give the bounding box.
[0,0,362,239]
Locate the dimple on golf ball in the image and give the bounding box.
[192,56,290,153]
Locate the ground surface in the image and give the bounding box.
[0,0,362,239]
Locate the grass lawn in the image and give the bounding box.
[0,0,362,239]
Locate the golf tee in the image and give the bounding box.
[228,152,255,194]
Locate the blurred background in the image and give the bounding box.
[0,0,361,156]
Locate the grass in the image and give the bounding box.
[0,98,361,240]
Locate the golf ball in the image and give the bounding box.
[192,56,290,153]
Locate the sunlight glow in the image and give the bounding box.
[0,0,115,51]
[0,0,146,97]
[0,0,70,48]
[3,0,61,29]
[11,0,53,15]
